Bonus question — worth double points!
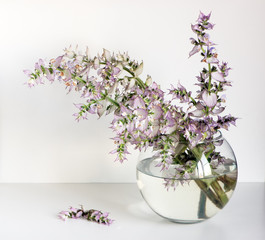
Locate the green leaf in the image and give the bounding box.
[41,65,46,74]
[48,68,53,74]
[205,143,215,159]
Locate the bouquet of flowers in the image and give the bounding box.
[24,12,237,211]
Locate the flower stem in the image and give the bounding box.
[105,96,120,108]
[123,66,146,89]
[194,179,224,209]
[198,190,208,219]
[211,180,229,205]
[200,46,212,92]
[123,66,134,76]
[190,145,229,209]
[135,77,147,89]
[208,63,212,92]
[189,96,197,105]
[75,76,87,84]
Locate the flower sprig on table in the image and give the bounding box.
[58,206,114,225]
[24,12,237,183]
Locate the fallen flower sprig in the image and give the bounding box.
[58,206,114,225]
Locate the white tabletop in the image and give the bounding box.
[0,183,264,240]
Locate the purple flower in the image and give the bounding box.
[169,83,190,103]
[113,66,121,75]
[69,206,78,213]
[191,24,202,34]
[197,12,214,30]
[58,211,70,221]
[219,62,231,77]
[198,33,215,46]
[197,11,211,23]
[201,48,219,64]
[217,115,237,130]
[120,105,132,116]
[88,209,114,225]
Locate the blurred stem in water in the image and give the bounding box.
[190,145,229,210]
[198,191,208,219]
[194,179,225,209]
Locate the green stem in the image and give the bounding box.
[211,180,229,206]
[105,96,120,108]
[123,66,134,76]
[135,77,146,89]
[198,190,208,219]
[200,46,212,92]
[190,145,229,209]
[194,179,224,209]
[189,96,197,105]
[208,63,212,92]
[123,67,146,89]
[75,76,87,84]
[99,92,120,108]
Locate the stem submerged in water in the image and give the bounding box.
[195,179,225,209]
[190,145,229,210]
[198,190,208,219]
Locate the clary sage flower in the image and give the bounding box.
[24,11,237,186]
[58,206,114,225]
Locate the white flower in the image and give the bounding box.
[134,62,143,77]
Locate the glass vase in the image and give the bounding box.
[136,132,238,223]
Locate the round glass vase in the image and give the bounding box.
[136,132,238,223]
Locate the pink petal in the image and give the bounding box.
[139,119,149,131]
[133,97,145,109]
[202,91,217,108]
[69,207,77,213]
[212,107,225,115]
[23,69,32,76]
[189,45,201,57]
[64,69,72,80]
[206,57,219,64]
[109,149,117,154]
[135,108,148,120]
[76,211,83,218]
[153,106,163,120]
[212,72,225,82]
[191,109,205,117]
[113,67,120,75]
[54,56,63,68]
[127,122,134,133]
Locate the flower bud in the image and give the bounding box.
[134,62,143,77]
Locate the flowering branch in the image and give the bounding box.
[24,12,237,191]
[58,206,114,225]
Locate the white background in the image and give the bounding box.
[0,0,264,183]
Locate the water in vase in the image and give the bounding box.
[136,157,237,223]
